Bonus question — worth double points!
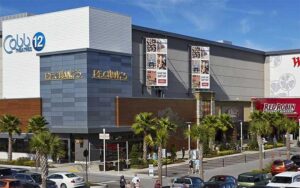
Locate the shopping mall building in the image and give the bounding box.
[0,7,299,162]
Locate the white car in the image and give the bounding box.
[47,172,85,188]
[267,171,300,187]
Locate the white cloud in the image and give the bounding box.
[240,18,251,34]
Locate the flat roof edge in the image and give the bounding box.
[132,25,266,55]
[265,49,300,55]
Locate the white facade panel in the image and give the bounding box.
[89,8,132,54]
[267,53,300,97]
[2,7,90,98]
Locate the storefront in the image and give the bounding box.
[0,6,299,161]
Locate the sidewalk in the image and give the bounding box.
[50,145,288,178]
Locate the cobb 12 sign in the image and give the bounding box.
[3,32,46,54]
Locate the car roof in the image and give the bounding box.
[15,172,40,176]
[239,172,266,176]
[49,172,73,175]
[275,172,300,177]
[211,175,236,178]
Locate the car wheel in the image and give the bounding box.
[61,183,67,188]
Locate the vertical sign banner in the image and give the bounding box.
[191,46,210,89]
[145,38,168,86]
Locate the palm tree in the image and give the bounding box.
[274,117,298,159]
[217,114,233,142]
[28,116,49,168]
[30,131,64,188]
[201,115,219,150]
[0,115,21,161]
[132,112,154,162]
[249,111,272,170]
[187,124,209,179]
[146,117,177,186]
[264,112,284,140]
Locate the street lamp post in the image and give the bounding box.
[240,121,243,152]
[185,122,191,159]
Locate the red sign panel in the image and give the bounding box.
[253,98,300,119]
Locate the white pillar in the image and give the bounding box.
[103,128,106,172]
[240,121,243,152]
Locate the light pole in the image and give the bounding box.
[185,122,191,159]
[240,121,243,152]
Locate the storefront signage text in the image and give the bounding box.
[263,103,296,113]
[292,57,300,67]
[3,32,46,54]
[45,70,83,80]
[92,70,128,81]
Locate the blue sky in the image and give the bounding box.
[1,0,300,51]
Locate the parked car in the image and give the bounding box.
[11,169,29,176]
[267,171,300,187]
[172,176,204,188]
[271,159,298,175]
[208,175,238,185]
[237,172,271,187]
[203,181,237,188]
[0,168,12,178]
[0,179,22,188]
[47,173,85,188]
[14,172,57,188]
[291,155,300,166]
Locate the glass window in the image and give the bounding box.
[271,176,292,183]
[65,173,77,178]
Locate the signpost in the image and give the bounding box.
[99,129,110,172]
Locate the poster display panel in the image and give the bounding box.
[191,46,210,89]
[145,38,168,86]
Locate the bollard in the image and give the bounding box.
[244,155,247,163]
[222,158,225,167]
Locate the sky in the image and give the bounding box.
[0,0,300,51]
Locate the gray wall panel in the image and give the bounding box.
[132,29,265,101]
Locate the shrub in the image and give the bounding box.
[129,144,140,165]
[248,139,258,150]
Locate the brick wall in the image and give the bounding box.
[0,98,42,132]
[117,97,196,126]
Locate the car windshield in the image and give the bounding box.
[273,161,283,166]
[174,178,191,184]
[32,174,42,184]
[65,173,78,178]
[0,181,7,187]
[271,176,292,183]
[238,175,254,182]
[209,176,227,182]
[191,178,203,185]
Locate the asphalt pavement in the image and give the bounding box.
[2,146,300,188]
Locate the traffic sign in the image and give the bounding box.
[99,133,110,140]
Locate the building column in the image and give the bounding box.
[68,136,71,162]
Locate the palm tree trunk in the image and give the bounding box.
[286,133,290,159]
[143,135,147,162]
[223,132,227,143]
[41,154,49,188]
[8,133,12,161]
[209,137,213,151]
[257,134,263,170]
[199,143,204,179]
[35,150,40,170]
[158,144,162,187]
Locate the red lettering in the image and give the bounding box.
[292,57,300,67]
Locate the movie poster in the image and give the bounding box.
[191,46,210,89]
[146,38,168,86]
